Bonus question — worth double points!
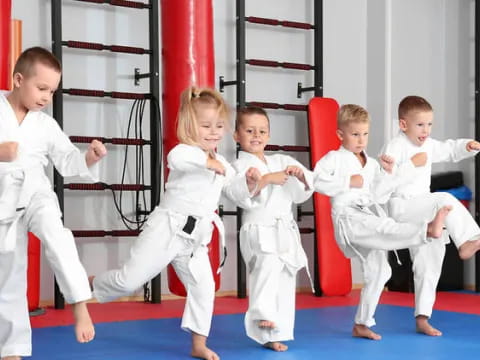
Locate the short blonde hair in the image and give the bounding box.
[235,106,269,131]
[398,95,433,119]
[177,86,230,146]
[337,104,370,129]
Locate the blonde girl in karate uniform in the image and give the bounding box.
[91,87,260,360]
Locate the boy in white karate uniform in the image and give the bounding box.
[0,47,107,360]
[382,95,480,336]
[232,106,313,352]
[313,104,450,340]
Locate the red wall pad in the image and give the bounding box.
[161,0,220,296]
[308,97,352,296]
[0,0,11,90]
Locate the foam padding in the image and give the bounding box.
[308,97,352,296]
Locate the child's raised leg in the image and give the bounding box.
[1,356,21,360]
[72,301,95,343]
[191,333,219,360]
[426,205,452,238]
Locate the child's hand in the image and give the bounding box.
[0,141,19,162]
[467,140,480,152]
[207,157,226,175]
[379,154,395,174]
[350,174,363,188]
[85,139,107,167]
[285,165,309,189]
[411,152,427,167]
[266,171,289,185]
[245,167,261,194]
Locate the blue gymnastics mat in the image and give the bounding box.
[32,305,480,360]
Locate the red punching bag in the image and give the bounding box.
[0,0,12,90]
[161,0,221,296]
[308,97,352,296]
[27,233,41,312]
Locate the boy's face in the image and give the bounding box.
[13,62,61,112]
[234,114,270,157]
[337,122,369,155]
[196,105,225,152]
[399,110,433,146]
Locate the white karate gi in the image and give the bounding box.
[313,146,431,327]
[0,93,98,357]
[93,144,251,337]
[233,151,313,345]
[383,131,480,318]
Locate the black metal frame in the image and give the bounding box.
[220,0,323,298]
[51,0,161,308]
[475,0,480,292]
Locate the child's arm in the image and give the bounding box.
[283,156,315,203]
[168,144,223,174]
[313,151,352,196]
[222,163,263,207]
[0,141,18,162]
[431,138,478,163]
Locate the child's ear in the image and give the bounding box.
[399,118,408,131]
[233,130,239,143]
[12,73,23,88]
[336,129,344,141]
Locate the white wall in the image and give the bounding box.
[11,0,476,302]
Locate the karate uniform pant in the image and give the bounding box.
[389,192,478,318]
[0,191,91,358]
[354,249,391,327]
[93,210,215,337]
[245,254,296,344]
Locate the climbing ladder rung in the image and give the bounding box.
[299,227,314,234]
[245,16,314,30]
[70,136,151,146]
[72,229,141,237]
[247,101,308,112]
[65,183,150,191]
[246,59,313,71]
[63,88,151,100]
[63,41,151,55]
[265,144,309,152]
[71,0,150,9]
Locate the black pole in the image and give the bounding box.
[314,0,323,97]
[51,0,66,309]
[475,0,480,293]
[309,0,323,296]
[148,0,162,304]
[236,0,247,299]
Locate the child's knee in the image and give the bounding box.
[435,192,458,207]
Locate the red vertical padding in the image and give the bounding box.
[308,97,352,296]
[161,0,220,296]
[27,233,41,312]
[0,0,12,90]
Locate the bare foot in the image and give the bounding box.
[352,324,382,340]
[72,301,95,343]
[416,315,442,336]
[426,206,452,238]
[88,276,95,291]
[458,238,480,260]
[191,333,219,360]
[258,320,275,329]
[264,341,288,352]
[2,356,22,360]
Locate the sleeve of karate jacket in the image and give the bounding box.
[312,151,350,197]
[430,138,477,163]
[167,144,209,172]
[281,155,314,204]
[224,158,264,209]
[381,137,416,181]
[46,116,98,182]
